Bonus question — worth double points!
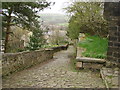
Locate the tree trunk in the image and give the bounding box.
[73,39,78,57]
[4,7,13,53]
[4,17,11,53]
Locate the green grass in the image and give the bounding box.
[78,35,108,59]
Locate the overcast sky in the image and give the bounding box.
[39,0,70,15]
[39,0,120,14]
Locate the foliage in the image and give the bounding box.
[78,35,108,59]
[65,2,108,39]
[67,16,80,39]
[26,21,45,51]
[2,2,51,30]
[2,2,51,52]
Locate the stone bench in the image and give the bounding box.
[76,57,106,63]
[76,57,106,69]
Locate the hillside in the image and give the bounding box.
[39,13,69,26]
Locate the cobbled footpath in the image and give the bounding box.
[2,46,105,88]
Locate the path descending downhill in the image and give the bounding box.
[3,46,105,88]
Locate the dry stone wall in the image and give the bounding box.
[2,45,68,77]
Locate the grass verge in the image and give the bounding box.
[78,35,108,59]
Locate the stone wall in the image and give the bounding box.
[2,45,68,77]
[104,2,120,68]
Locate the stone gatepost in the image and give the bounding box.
[104,2,120,68]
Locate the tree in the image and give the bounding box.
[2,2,51,53]
[67,16,80,39]
[26,20,45,51]
[65,2,108,39]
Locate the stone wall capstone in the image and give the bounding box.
[2,45,68,77]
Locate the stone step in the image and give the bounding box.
[76,62,83,69]
[76,57,106,64]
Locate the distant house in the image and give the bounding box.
[44,29,67,44]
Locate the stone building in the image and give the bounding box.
[104,2,120,68]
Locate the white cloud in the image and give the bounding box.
[39,0,70,14]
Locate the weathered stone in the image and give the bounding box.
[3,46,105,88]
[106,77,112,84]
[76,62,83,69]
[114,70,119,74]
[100,67,119,88]
[76,57,106,64]
[112,77,118,86]
[2,45,68,76]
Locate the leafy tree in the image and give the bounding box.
[65,2,108,39]
[67,16,80,39]
[26,19,45,51]
[2,2,51,53]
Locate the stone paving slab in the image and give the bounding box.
[100,67,119,88]
[2,46,105,88]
